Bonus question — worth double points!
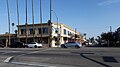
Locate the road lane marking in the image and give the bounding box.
[3,48,57,67]
[3,48,51,63]
[4,56,14,63]
[16,48,51,56]
[1,51,21,55]
[11,61,56,67]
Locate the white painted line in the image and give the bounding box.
[11,61,56,67]
[18,48,51,56]
[1,52,10,55]
[4,56,14,63]
[1,51,21,55]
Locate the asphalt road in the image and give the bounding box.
[0,47,120,67]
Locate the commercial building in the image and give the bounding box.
[17,22,81,47]
[0,34,17,47]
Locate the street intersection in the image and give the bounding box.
[0,47,120,67]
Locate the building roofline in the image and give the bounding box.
[17,22,80,34]
[0,34,16,37]
[61,24,80,34]
[17,22,49,27]
[52,22,80,34]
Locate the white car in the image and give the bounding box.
[61,42,82,48]
[27,42,42,48]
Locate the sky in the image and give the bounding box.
[0,0,120,38]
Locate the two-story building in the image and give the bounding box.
[17,22,81,47]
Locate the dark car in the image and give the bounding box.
[0,43,4,48]
[10,42,28,48]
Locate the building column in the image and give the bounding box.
[51,39,55,47]
[60,37,64,44]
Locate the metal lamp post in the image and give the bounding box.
[51,10,58,32]
[51,10,59,47]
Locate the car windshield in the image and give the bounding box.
[28,42,36,44]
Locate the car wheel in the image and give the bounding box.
[34,45,37,48]
[75,45,80,48]
[39,46,42,48]
[61,44,67,48]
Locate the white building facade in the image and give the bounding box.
[17,22,80,47]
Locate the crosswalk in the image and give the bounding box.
[0,48,50,56]
[0,51,25,56]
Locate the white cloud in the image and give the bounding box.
[98,0,120,6]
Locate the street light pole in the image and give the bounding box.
[51,10,58,31]
[51,10,59,46]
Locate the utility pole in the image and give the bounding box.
[16,0,20,41]
[25,0,28,44]
[75,28,76,41]
[6,0,11,47]
[40,0,43,44]
[32,0,35,42]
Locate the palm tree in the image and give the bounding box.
[6,0,11,47]
[5,32,9,47]
[40,0,43,43]
[32,0,35,42]
[25,0,28,44]
[16,0,20,41]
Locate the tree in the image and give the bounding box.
[89,37,95,44]
[12,22,15,33]
[96,36,101,45]
[5,32,9,34]
[14,30,18,34]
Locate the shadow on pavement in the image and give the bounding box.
[71,52,112,67]
[103,56,118,63]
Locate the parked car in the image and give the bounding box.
[0,43,4,48]
[61,42,82,48]
[27,42,42,48]
[10,42,28,48]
